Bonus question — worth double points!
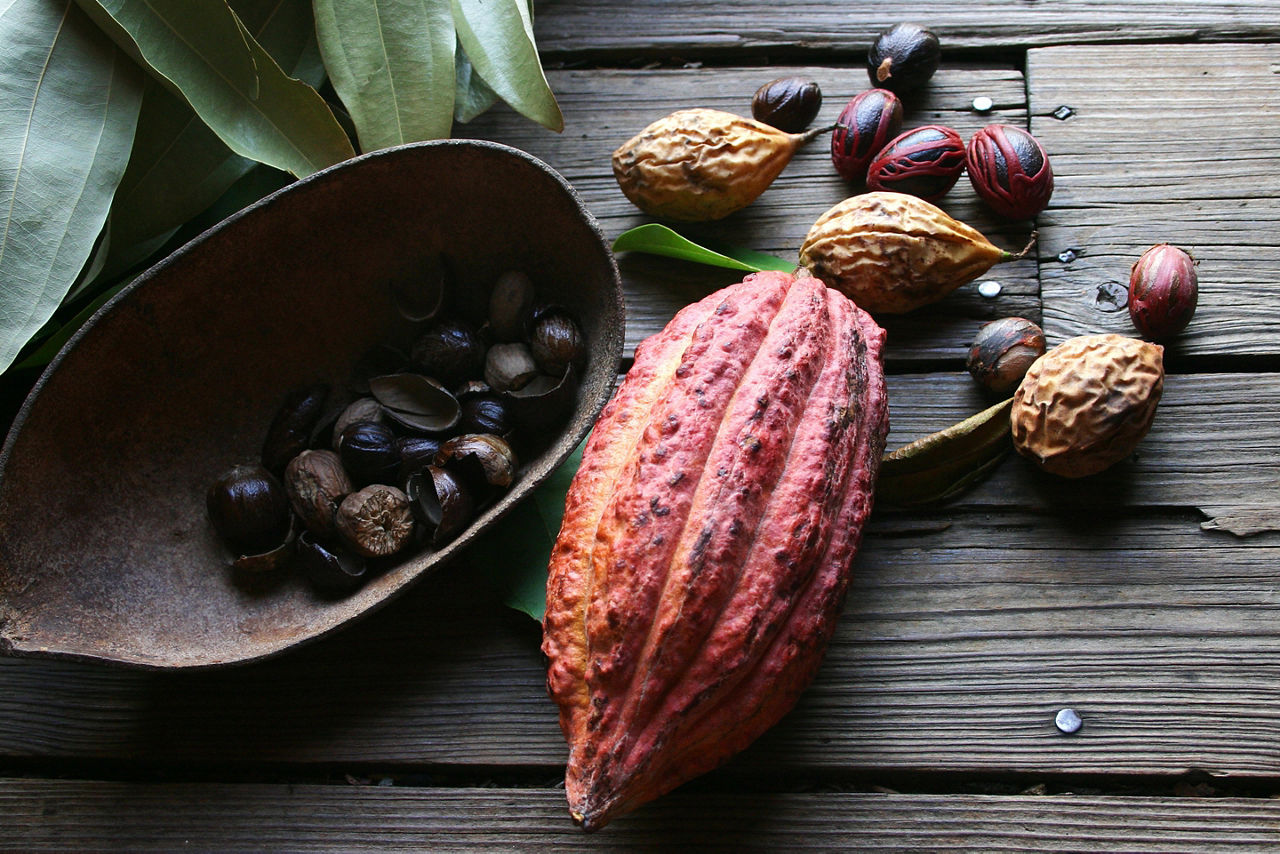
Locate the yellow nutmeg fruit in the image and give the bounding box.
[612,108,823,222]
[799,191,1032,314]
[1011,334,1164,478]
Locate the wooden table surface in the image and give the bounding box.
[5,3,1280,851]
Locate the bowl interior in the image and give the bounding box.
[0,140,623,668]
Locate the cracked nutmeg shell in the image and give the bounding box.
[751,76,823,133]
[1011,334,1164,478]
[612,108,825,221]
[831,88,904,183]
[335,484,416,558]
[966,124,1055,220]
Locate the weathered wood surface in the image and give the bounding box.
[531,1,1280,57]
[1029,44,1280,358]
[3,781,1279,852]
[2,373,1278,778]
[462,65,1039,364]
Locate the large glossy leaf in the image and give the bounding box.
[451,0,562,132]
[76,0,353,177]
[0,0,144,374]
[315,0,457,151]
[100,0,327,281]
[453,46,498,123]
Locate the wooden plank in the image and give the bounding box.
[461,65,1038,364]
[1028,44,1280,357]
[2,780,1279,852]
[531,2,1280,57]
[1,404,1278,778]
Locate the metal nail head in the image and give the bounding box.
[1055,708,1083,734]
[972,96,994,113]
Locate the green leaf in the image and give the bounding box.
[451,0,562,132]
[468,440,584,622]
[612,224,795,273]
[76,0,354,177]
[0,0,144,375]
[97,1,327,279]
[453,46,497,123]
[314,0,457,151]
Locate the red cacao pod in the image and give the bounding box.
[542,271,889,830]
[966,124,1054,219]
[831,88,904,182]
[1128,243,1198,340]
[866,124,966,201]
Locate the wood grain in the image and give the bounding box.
[531,1,1280,57]
[2,781,1278,852]
[1028,44,1280,357]
[2,383,1278,778]
[461,65,1038,364]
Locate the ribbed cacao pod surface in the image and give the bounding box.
[831,88,904,182]
[543,270,889,830]
[611,109,816,222]
[866,125,966,201]
[799,191,1030,314]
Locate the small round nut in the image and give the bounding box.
[1128,243,1198,341]
[966,317,1046,395]
[284,449,353,538]
[751,76,822,133]
[1011,334,1164,478]
[335,484,416,558]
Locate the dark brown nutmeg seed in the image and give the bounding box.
[966,317,1047,395]
[335,484,416,558]
[261,383,329,475]
[411,318,487,388]
[966,124,1054,220]
[831,88,904,183]
[206,463,292,556]
[751,76,823,133]
[867,125,966,201]
[529,311,586,377]
[460,394,512,436]
[1129,244,1198,340]
[337,420,402,486]
[867,22,941,95]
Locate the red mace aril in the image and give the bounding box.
[1128,243,1198,340]
[966,124,1054,220]
[866,124,966,202]
[831,88,904,183]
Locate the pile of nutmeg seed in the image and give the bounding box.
[752,22,1055,221]
[205,262,586,596]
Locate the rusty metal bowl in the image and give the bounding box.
[0,140,623,669]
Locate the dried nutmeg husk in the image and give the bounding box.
[966,317,1046,395]
[335,484,416,558]
[406,465,476,547]
[831,88,904,183]
[966,124,1055,220]
[612,108,828,222]
[284,449,353,539]
[867,125,967,202]
[1128,244,1198,341]
[1011,334,1164,478]
[799,191,1034,314]
[751,76,823,133]
[489,270,537,342]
